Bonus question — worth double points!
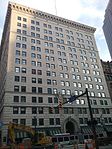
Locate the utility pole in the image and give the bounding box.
[85,88,99,149]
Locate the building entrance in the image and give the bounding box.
[66,121,75,134]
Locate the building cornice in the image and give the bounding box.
[8,2,96,33]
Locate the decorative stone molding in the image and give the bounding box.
[8,2,96,33]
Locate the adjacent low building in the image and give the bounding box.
[0,2,112,145]
[101,60,112,101]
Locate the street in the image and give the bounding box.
[99,145,112,149]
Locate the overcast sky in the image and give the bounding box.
[0,0,111,61]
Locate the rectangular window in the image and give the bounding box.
[13,96,19,102]
[47,79,51,85]
[32,69,36,74]
[15,58,20,64]
[22,37,27,42]
[32,97,37,103]
[22,51,27,57]
[39,119,44,126]
[48,97,52,103]
[56,118,60,125]
[49,118,54,125]
[20,107,26,114]
[37,47,41,52]
[32,107,37,114]
[16,35,21,40]
[23,18,27,22]
[31,46,35,51]
[22,44,27,49]
[14,86,19,92]
[31,20,35,24]
[22,59,27,65]
[22,68,26,73]
[15,67,20,73]
[21,86,26,92]
[37,70,42,75]
[38,87,42,93]
[17,16,21,20]
[36,21,40,25]
[13,107,19,114]
[31,32,35,37]
[16,43,21,48]
[17,29,21,34]
[31,61,36,66]
[16,50,20,56]
[32,118,37,126]
[38,107,43,114]
[15,76,20,82]
[46,71,51,76]
[13,119,18,124]
[22,30,27,35]
[31,26,35,30]
[21,76,26,82]
[32,87,36,93]
[38,97,43,103]
[21,96,26,102]
[20,119,26,125]
[37,40,41,44]
[36,27,40,31]
[47,88,52,94]
[23,24,27,28]
[38,78,42,84]
[32,78,36,83]
[37,62,42,67]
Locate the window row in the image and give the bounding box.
[13,118,60,126]
[79,117,112,125]
[15,58,27,65]
[78,108,110,115]
[13,96,59,104]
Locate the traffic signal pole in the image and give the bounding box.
[57,88,99,149]
[85,88,99,149]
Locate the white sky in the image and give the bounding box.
[0,0,111,61]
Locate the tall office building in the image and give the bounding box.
[0,2,112,144]
[103,0,112,59]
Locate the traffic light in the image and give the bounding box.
[49,107,53,114]
[58,100,62,110]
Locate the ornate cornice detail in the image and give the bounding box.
[8,2,96,33]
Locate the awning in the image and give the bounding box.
[15,127,61,138]
[81,126,105,134]
[105,125,112,132]
[36,127,61,136]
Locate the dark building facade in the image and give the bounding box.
[101,60,112,101]
[103,0,112,59]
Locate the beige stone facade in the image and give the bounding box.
[0,2,112,145]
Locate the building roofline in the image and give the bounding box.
[8,1,96,33]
